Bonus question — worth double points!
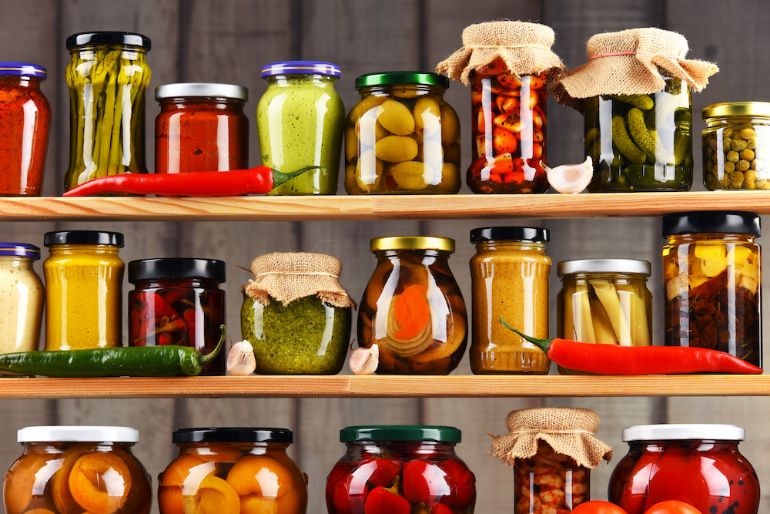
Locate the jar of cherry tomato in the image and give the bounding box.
[327,425,476,514]
[128,258,225,375]
[609,424,759,514]
[159,427,308,514]
[155,83,249,173]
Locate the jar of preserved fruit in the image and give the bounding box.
[702,102,770,190]
[662,211,761,367]
[4,426,152,514]
[0,62,50,195]
[345,72,461,194]
[65,32,151,190]
[609,424,759,514]
[128,258,226,374]
[359,237,467,374]
[327,425,476,514]
[469,227,551,374]
[0,243,43,354]
[258,61,344,195]
[44,231,125,350]
[159,427,307,514]
[155,83,248,173]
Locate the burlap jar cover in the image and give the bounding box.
[436,21,565,84]
[491,407,612,468]
[243,252,354,308]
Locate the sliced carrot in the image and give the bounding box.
[68,452,132,514]
[186,476,239,514]
[240,494,279,514]
[225,455,294,498]
[391,284,431,341]
[158,485,184,514]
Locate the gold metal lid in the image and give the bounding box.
[370,236,455,253]
[702,102,770,120]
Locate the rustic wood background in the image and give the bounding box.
[2,0,769,512]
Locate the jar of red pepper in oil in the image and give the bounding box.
[0,62,50,195]
[128,258,225,375]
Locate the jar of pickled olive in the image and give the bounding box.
[584,77,693,192]
[359,237,467,374]
[469,227,551,374]
[0,243,43,354]
[64,32,151,191]
[662,212,761,367]
[327,425,476,514]
[609,424,759,514]
[155,83,249,173]
[159,427,308,514]
[5,426,152,514]
[44,231,125,350]
[468,66,548,194]
[345,72,461,194]
[128,258,226,375]
[258,61,344,195]
[0,62,50,195]
[702,102,770,190]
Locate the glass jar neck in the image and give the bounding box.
[359,84,444,97]
[0,76,42,89]
[376,249,451,262]
[24,441,133,451]
[666,233,756,245]
[134,277,221,289]
[631,440,740,452]
[266,74,337,87]
[47,244,121,256]
[347,441,456,458]
[0,255,36,270]
[562,272,649,281]
[70,45,148,60]
[177,441,289,453]
[705,115,770,128]
[475,240,546,253]
[159,97,245,111]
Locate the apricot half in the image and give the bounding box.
[225,456,294,498]
[68,452,132,514]
[185,476,239,514]
[4,453,58,514]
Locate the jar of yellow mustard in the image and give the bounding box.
[44,231,125,350]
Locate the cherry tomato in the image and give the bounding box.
[327,463,371,514]
[363,486,410,514]
[438,459,475,507]
[402,460,450,503]
[492,128,518,155]
[572,501,628,514]
[643,501,701,514]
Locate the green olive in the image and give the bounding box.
[356,109,381,149]
[376,135,419,163]
[726,150,740,162]
[348,95,387,125]
[741,149,755,161]
[731,139,748,152]
[740,128,756,139]
[378,100,415,135]
[738,159,751,171]
[440,104,460,145]
[345,128,358,162]
[355,150,383,192]
[391,161,429,190]
[413,97,441,133]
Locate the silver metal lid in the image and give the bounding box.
[18,426,139,443]
[155,82,248,101]
[623,424,744,442]
[557,258,651,277]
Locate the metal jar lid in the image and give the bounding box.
[260,60,341,78]
[44,231,124,247]
[662,211,761,237]
[18,426,139,443]
[557,259,651,277]
[128,258,225,283]
[356,71,449,89]
[623,424,744,442]
[172,427,293,444]
[155,82,248,102]
[340,425,461,443]
[0,243,40,260]
[470,226,550,243]
[370,236,455,253]
[703,102,770,120]
[66,31,151,51]
[0,62,47,80]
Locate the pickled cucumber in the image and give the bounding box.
[612,116,647,164]
[610,94,654,110]
[627,108,656,161]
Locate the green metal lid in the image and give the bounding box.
[340,425,461,443]
[355,72,449,89]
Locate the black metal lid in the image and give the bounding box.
[662,211,761,237]
[128,258,225,283]
[172,427,292,444]
[44,231,124,247]
[66,32,151,50]
[470,226,550,243]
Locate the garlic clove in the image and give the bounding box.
[227,340,257,376]
[545,156,594,194]
[349,344,379,375]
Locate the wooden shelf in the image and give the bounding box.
[0,375,766,398]
[2,192,770,221]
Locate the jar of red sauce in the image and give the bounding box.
[0,62,50,195]
[609,424,759,514]
[128,258,226,375]
[155,83,248,173]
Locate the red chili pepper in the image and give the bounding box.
[402,460,450,504]
[363,486,410,514]
[501,320,763,375]
[438,459,475,507]
[363,458,401,487]
[431,503,453,514]
[62,165,319,197]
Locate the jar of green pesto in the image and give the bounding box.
[241,252,353,374]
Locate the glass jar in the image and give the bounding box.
[0,63,50,195]
[469,227,551,374]
[64,32,151,191]
[4,426,152,514]
[515,441,590,514]
[662,212,761,367]
[609,424,759,514]
[585,77,693,192]
[159,428,307,514]
[327,425,476,514]
[702,102,770,190]
[44,231,125,350]
[155,83,248,173]
[258,61,344,195]
[0,243,43,354]
[128,258,226,375]
[358,237,467,374]
[345,72,461,194]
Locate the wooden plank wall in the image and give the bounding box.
[2,0,770,512]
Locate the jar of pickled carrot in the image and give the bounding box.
[159,427,308,514]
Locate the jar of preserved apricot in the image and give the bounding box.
[159,427,307,514]
[4,426,151,514]
[358,237,467,374]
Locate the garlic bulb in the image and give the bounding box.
[349,344,379,375]
[227,340,256,376]
[545,157,593,194]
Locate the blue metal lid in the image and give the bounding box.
[0,243,40,260]
[260,60,341,78]
[0,63,47,80]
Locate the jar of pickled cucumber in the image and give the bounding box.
[345,72,461,194]
[702,102,770,190]
[662,212,761,367]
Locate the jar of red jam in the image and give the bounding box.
[0,62,50,195]
[155,83,249,173]
[128,258,225,374]
[609,424,759,514]
[327,425,476,514]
